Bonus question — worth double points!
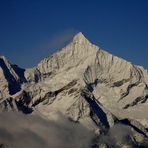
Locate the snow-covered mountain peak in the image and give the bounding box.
[0,55,9,64]
[72,32,90,45]
[0,55,5,59]
[0,32,148,147]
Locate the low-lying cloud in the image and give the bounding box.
[99,124,134,146]
[97,123,148,147]
[0,112,94,148]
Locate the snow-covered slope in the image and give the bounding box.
[0,32,148,147]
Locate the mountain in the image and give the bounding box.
[0,32,148,147]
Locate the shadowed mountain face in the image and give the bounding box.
[0,58,20,95]
[0,32,148,147]
[11,64,27,83]
[0,56,26,96]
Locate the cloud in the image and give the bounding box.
[96,123,147,147]
[39,29,78,53]
[0,111,94,148]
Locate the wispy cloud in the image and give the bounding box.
[39,29,78,53]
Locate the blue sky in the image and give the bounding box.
[0,0,148,68]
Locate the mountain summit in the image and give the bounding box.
[72,32,90,44]
[0,32,148,147]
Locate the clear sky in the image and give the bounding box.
[0,0,148,68]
